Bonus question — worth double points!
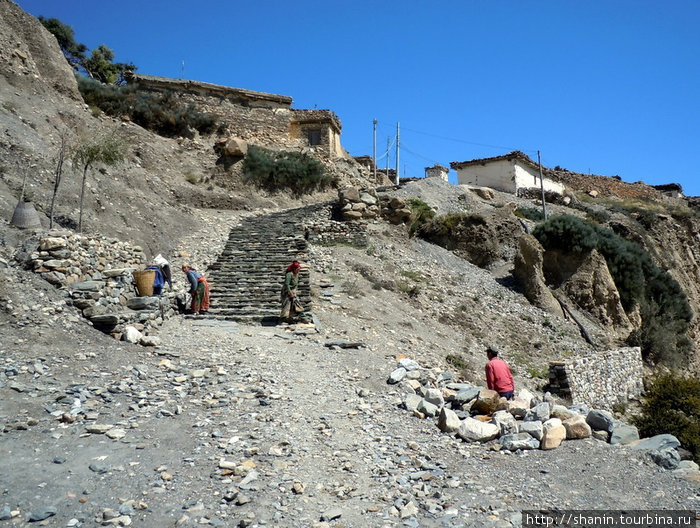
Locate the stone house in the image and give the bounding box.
[125,73,347,158]
[450,151,565,195]
[424,164,449,181]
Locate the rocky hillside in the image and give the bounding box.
[0,2,699,525]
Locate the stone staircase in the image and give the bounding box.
[202,208,313,323]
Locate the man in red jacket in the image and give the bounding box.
[485,346,515,400]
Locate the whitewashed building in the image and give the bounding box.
[450,151,565,195]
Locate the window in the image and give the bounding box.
[307,129,321,146]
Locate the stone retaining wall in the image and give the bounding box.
[548,347,643,411]
[303,203,369,248]
[28,231,177,340]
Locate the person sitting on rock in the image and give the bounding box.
[182,265,210,315]
[280,260,303,323]
[485,345,514,400]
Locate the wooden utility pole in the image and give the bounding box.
[395,122,400,185]
[538,150,547,220]
[373,119,377,182]
[386,137,390,185]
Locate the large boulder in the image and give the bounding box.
[214,137,247,157]
[563,415,592,440]
[558,249,633,335]
[610,424,639,445]
[513,235,564,317]
[541,418,567,450]
[437,407,461,433]
[500,433,540,451]
[491,410,518,436]
[457,417,500,442]
[470,389,502,415]
[586,409,615,433]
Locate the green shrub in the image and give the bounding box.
[406,198,435,236]
[77,76,220,138]
[243,145,334,196]
[632,373,700,464]
[514,206,544,222]
[533,214,693,364]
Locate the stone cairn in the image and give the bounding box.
[27,230,174,344]
[388,358,692,472]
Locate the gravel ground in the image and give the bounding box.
[1,206,698,526]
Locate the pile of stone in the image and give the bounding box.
[388,358,697,473]
[338,187,380,221]
[380,196,414,224]
[27,230,175,343]
[303,202,368,248]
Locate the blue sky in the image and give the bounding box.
[15,0,700,195]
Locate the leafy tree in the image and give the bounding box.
[72,135,126,232]
[38,16,87,71]
[83,44,135,85]
[39,17,135,85]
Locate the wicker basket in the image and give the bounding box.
[133,270,155,297]
[10,201,42,229]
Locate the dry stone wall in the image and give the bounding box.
[548,347,643,411]
[27,230,176,341]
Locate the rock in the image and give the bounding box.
[550,404,577,421]
[89,314,120,326]
[321,508,343,522]
[122,326,143,344]
[454,387,480,405]
[592,430,610,442]
[491,410,518,436]
[457,417,500,442]
[500,433,540,451]
[506,397,529,419]
[71,280,104,292]
[27,507,56,522]
[388,367,407,384]
[215,137,248,157]
[404,394,422,412]
[650,448,681,470]
[471,187,495,200]
[524,402,550,422]
[518,420,543,441]
[127,296,162,310]
[0,507,11,521]
[39,237,67,251]
[470,389,501,415]
[516,388,535,407]
[437,407,461,433]
[629,434,680,452]
[563,415,592,439]
[423,388,444,407]
[560,249,633,334]
[541,418,566,450]
[586,409,615,432]
[513,235,564,317]
[417,399,439,417]
[610,424,639,445]
[398,358,420,371]
[400,501,418,519]
[140,335,162,347]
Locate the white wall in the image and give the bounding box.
[456,159,564,195]
[513,163,565,194]
[455,159,516,192]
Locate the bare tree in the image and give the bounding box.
[49,133,68,229]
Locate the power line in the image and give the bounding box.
[394,124,538,155]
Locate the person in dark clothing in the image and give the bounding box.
[280,260,302,322]
[182,265,210,315]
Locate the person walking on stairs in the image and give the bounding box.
[280,260,303,323]
[182,265,210,315]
